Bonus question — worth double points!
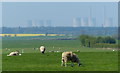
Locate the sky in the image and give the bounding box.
[1,2,118,27]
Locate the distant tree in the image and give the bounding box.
[79,35,89,47]
[104,36,116,44]
[96,36,105,43]
[89,36,97,47]
[79,35,116,48]
[85,39,90,47]
[79,35,96,47]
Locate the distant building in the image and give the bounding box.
[27,20,37,27]
[72,17,77,27]
[72,17,81,27]
[80,17,89,27]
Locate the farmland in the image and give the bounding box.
[2,36,118,71]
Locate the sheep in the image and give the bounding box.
[7,50,21,56]
[39,46,46,54]
[77,50,80,52]
[61,51,81,67]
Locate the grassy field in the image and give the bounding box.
[2,52,118,71]
[2,37,118,71]
[2,38,115,53]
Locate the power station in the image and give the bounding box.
[72,6,113,27]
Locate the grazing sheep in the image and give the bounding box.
[61,52,81,67]
[77,50,80,52]
[39,46,46,54]
[7,50,21,56]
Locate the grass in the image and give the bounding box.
[2,39,80,48]
[2,37,119,71]
[2,39,114,54]
[2,52,118,71]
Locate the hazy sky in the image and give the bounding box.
[2,2,118,27]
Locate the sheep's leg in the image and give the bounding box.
[41,51,44,54]
[78,62,82,66]
[64,60,67,67]
[61,61,64,66]
[78,63,80,66]
[65,62,67,67]
[76,59,81,67]
[61,59,65,66]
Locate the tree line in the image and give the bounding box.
[79,35,117,48]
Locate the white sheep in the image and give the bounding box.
[39,46,46,54]
[61,51,81,67]
[7,50,21,56]
[77,50,80,52]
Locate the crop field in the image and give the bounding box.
[0,34,65,37]
[1,37,118,71]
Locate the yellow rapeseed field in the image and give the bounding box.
[0,34,65,37]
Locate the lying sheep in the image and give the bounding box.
[61,51,81,67]
[39,46,46,54]
[7,50,21,56]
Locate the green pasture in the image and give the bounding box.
[2,39,116,54]
[1,37,118,71]
[2,52,118,71]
